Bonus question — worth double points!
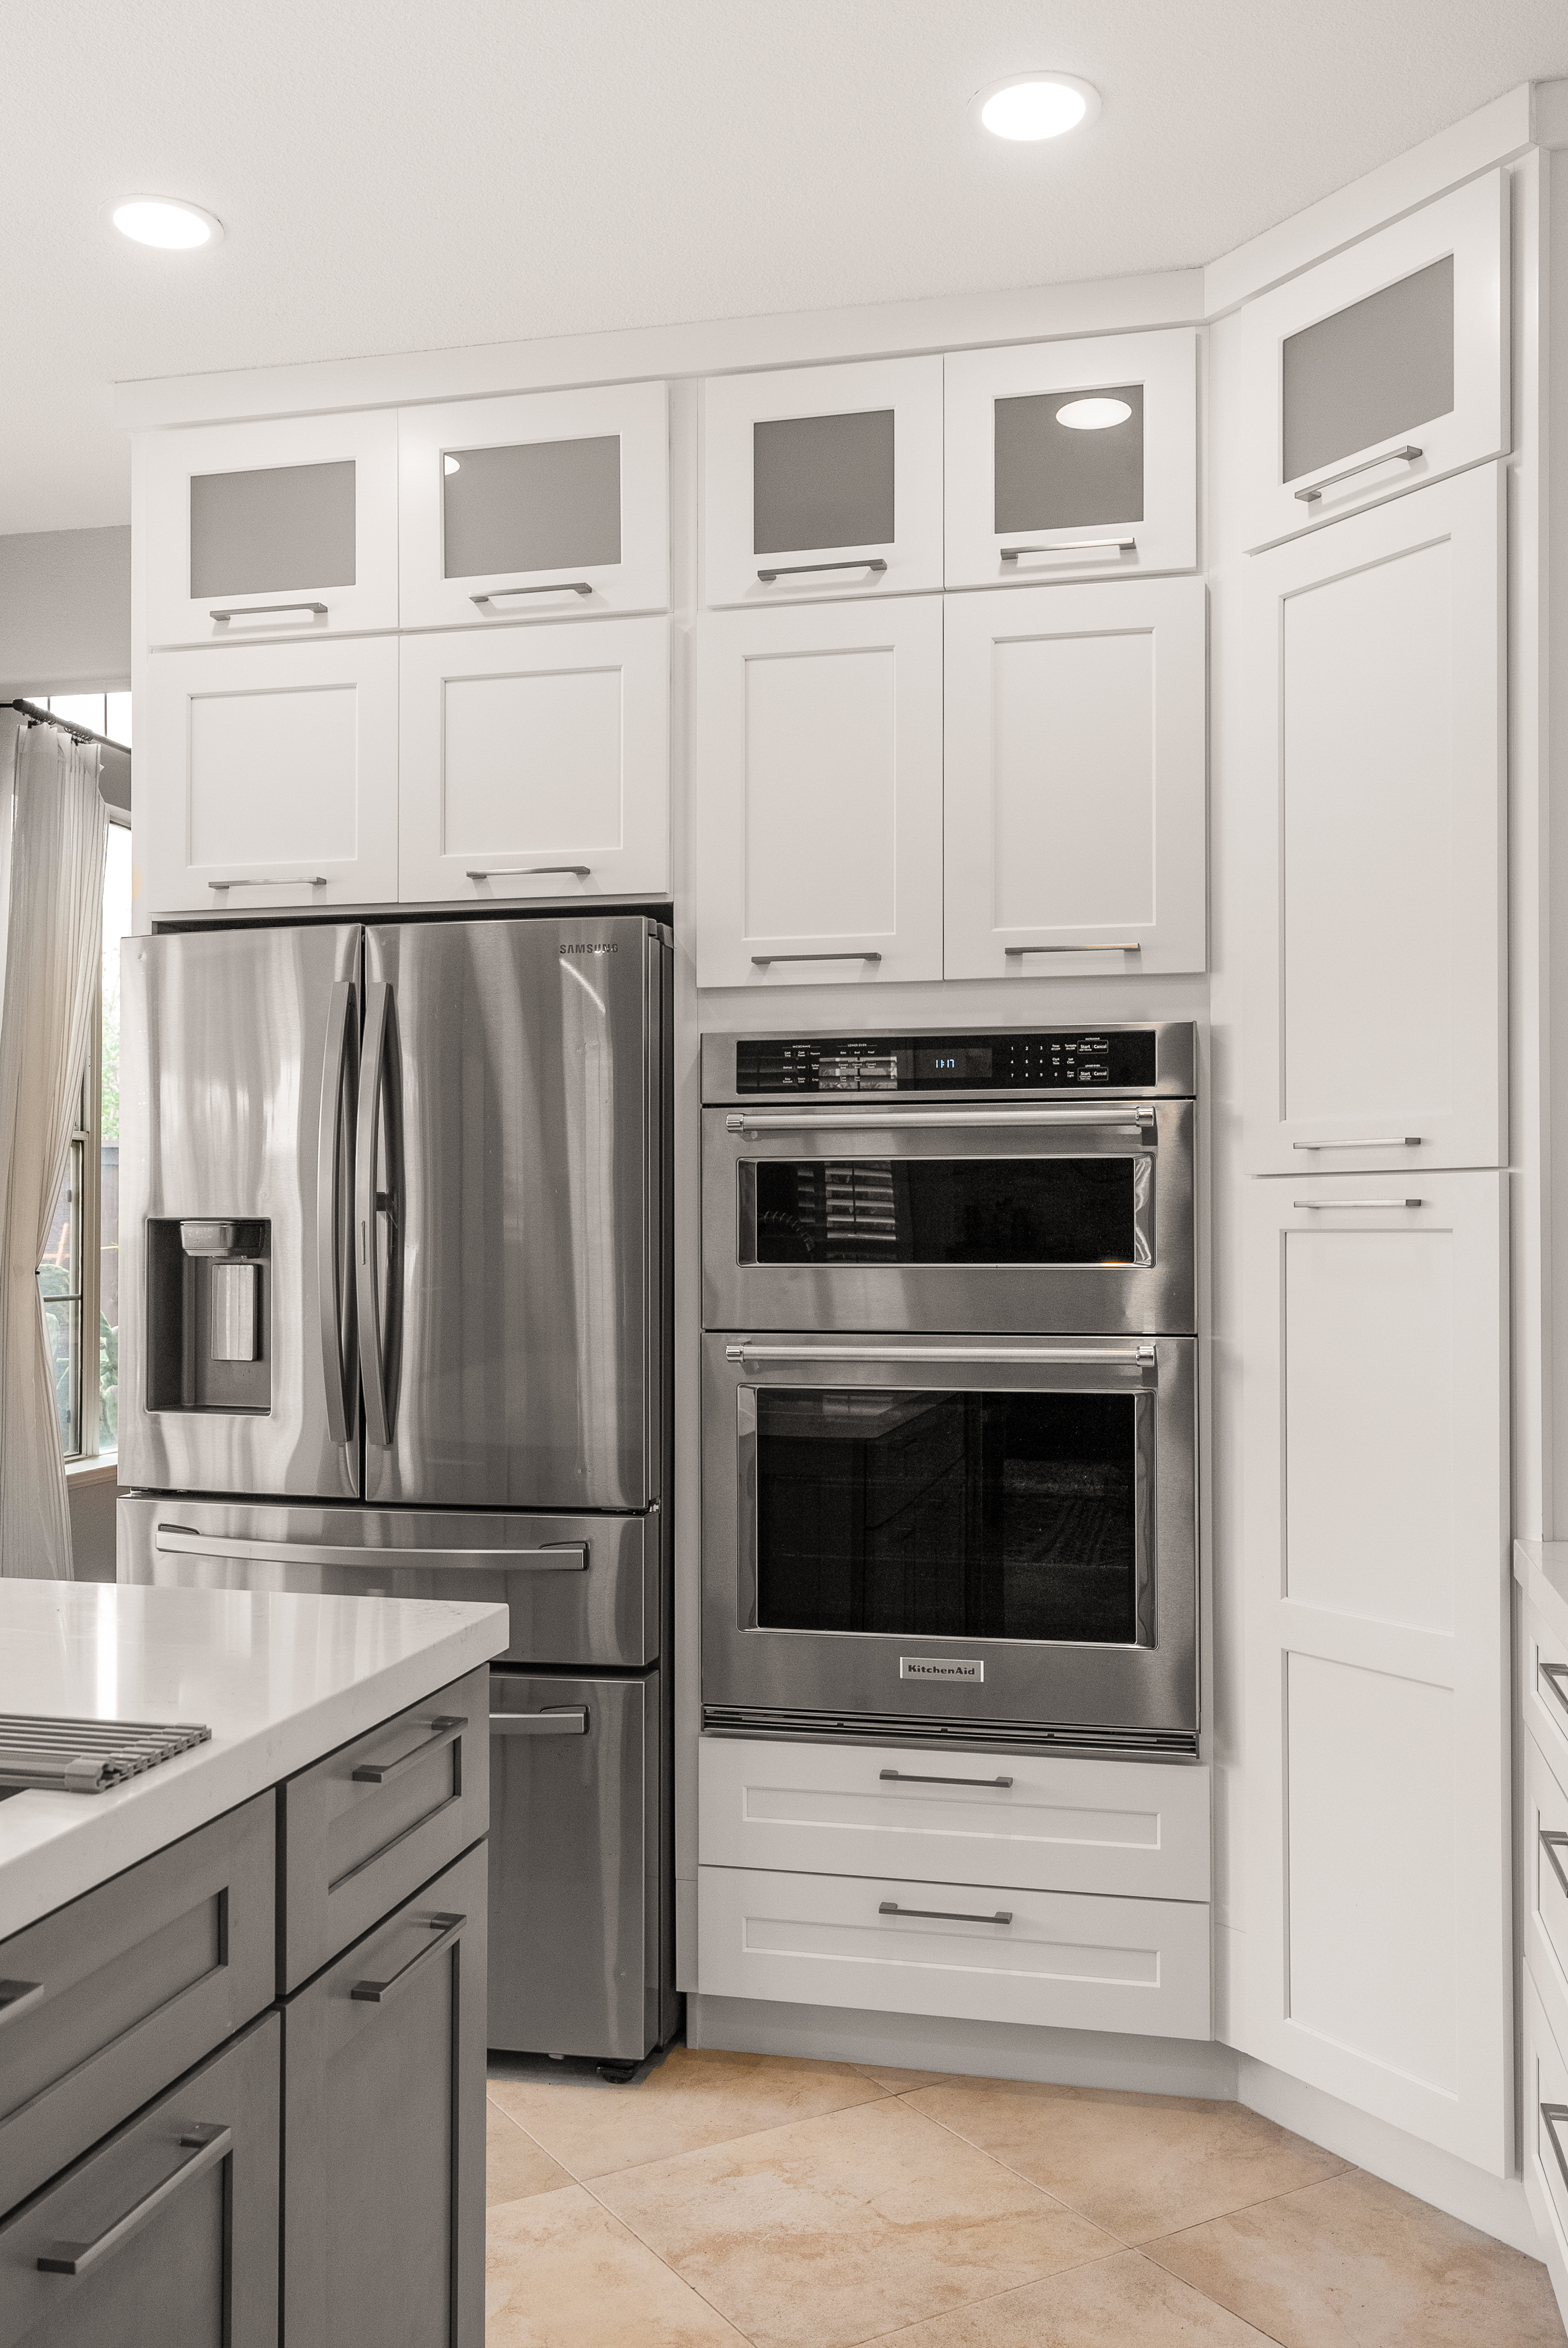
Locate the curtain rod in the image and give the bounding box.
[8,699,130,756]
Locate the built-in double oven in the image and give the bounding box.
[702,1025,1199,1753]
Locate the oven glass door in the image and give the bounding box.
[749,1155,1149,1269]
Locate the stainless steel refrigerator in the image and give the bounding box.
[117,912,676,2072]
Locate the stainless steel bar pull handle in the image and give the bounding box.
[471,581,594,602]
[352,1714,466,1784]
[727,1341,1156,1368]
[467,864,590,880]
[879,1900,1013,1925]
[757,558,888,582]
[350,1912,466,2005]
[880,1769,1014,1789]
[489,1708,590,1736]
[1292,1198,1423,1210]
[1541,1663,1568,1722]
[726,1107,1155,1136]
[1294,445,1422,503]
[1541,1830,1568,1901]
[209,600,328,619]
[1001,538,1134,558]
[355,980,394,1449]
[316,978,357,1446]
[751,950,883,966]
[154,1524,589,1571]
[208,874,328,890]
[37,2123,231,2275]
[1005,941,1142,956]
[1292,1136,1422,1150]
[1542,2103,1568,2195]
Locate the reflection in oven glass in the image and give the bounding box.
[756,1389,1137,1645]
[755,1158,1136,1266]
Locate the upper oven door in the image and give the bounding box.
[703,1099,1194,1334]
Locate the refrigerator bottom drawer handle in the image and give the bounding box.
[490,1709,590,1737]
[153,1527,589,1570]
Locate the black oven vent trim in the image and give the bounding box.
[702,1705,1199,1759]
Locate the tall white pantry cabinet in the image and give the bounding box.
[123,79,1568,2278]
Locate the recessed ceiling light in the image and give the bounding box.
[973,74,1100,142]
[1056,397,1132,430]
[444,455,461,475]
[109,197,223,251]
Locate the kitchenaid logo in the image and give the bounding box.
[560,943,618,955]
[900,1657,984,1683]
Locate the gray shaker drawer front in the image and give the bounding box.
[0,1791,274,2218]
[0,2007,280,2348]
[283,1842,487,2348]
[280,1666,489,1991]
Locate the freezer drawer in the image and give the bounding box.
[487,1669,662,2062]
[118,1496,662,1669]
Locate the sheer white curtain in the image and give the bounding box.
[0,713,107,1578]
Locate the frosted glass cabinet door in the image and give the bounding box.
[945,331,1198,589]
[1239,1171,1509,2172]
[943,578,1206,978]
[1231,171,1508,550]
[398,617,669,903]
[143,412,399,647]
[138,637,399,917]
[398,381,669,627]
[1240,466,1503,1173]
[689,598,943,987]
[700,356,943,607]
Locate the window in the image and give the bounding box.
[29,694,132,1461]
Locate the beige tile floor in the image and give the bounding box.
[485,2045,1565,2347]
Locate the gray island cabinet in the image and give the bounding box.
[0,1582,506,2348]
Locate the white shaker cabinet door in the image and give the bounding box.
[138,637,399,919]
[1239,1172,1510,2173]
[398,618,669,904]
[398,380,669,628]
[689,597,943,988]
[945,330,1198,589]
[700,356,943,608]
[1240,466,1503,1173]
[1230,170,1508,552]
[143,411,399,648]
[943,578,1206,979]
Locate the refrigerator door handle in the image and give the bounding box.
[153,1525,590,1571]
[489,1709,590,1736]
[355,981,396,1449]
[316,979,357,1446]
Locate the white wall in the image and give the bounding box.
[0,525,131,696]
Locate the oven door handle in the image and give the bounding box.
[725,1342,1157,1369]
[725,1107,1157,1137]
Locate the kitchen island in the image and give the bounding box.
[0,1577,508,2347]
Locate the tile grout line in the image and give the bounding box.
[571,2166,761,2341]
[840,2249,1295,2348]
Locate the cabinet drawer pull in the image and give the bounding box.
[750,950,883,966]
[350,1911,466,2005]
[209,601,328,619]
[352,1713,466,1784]
[879,1768,1014,1789]
[466,864,591,881]
[1000,538,1135,559]
[37,2123,231,2275]
[0,1976,43,2030]
[1294,445,1422,503]
[489,1708,590,1737]
[756,558,888,582]
[1293,1198,1423,1211]
[1541,1830,1568,1901]
[1291,1136,1422,1150]
[1544,2103,1568,2195]
[879,1900,1013,1925]
[1005,941,1141,956]
[471,581,594,602]
[208,874,328,890]
[1541,1664,1568,1724]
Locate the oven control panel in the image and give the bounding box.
[731,1029,1163,1095]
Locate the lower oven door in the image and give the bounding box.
[702,1331,1197,1752]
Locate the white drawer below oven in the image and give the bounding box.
[699,1735,1210,1901]
[697,1863,1212,2039]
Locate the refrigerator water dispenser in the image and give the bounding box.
[146,1219,271,1413]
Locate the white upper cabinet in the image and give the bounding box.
[944,330,1198,590]
[140,636,399,916]
[398,382,669,627]
[1230,172,1508,552]
[398,617,668,904]
[1240,466,1504,1174]
[1240,1170,1510,2173]
[943,578,1206,979]
[689,597,943,987]
[700,356,943,608]
[144,413,399,648]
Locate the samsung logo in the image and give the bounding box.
[560,943,618,955]
[900,1657,984,1683]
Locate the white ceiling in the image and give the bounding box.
[6,0,1565,535]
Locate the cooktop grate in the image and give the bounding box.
[0,1713,212,1795]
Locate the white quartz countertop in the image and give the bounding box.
[1515,1541,1568,1654]
[0,1577,508,1942]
